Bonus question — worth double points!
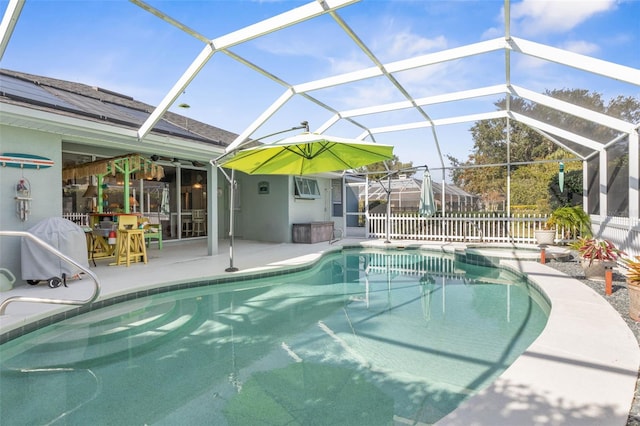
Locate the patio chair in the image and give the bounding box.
[182,212,193,237]
[192,209,206,236]
[138,217,163,250]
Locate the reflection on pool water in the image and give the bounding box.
[0,248,549,425]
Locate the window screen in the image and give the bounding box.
[294,177,320,199]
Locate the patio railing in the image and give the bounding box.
[367,213,554,244]
[63,212,90,227]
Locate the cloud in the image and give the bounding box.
[560,40,600,55]
[324,28,451,105]
[327,54,373,75]
[511,0,617,36]
[482,26,503,40]
[387,33,448,59]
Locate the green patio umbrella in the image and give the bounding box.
[220,132,394,175]
[223,362,394,426]
[216,131,393,271]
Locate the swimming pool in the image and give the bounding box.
[0,248,549,425]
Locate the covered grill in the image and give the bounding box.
[21,217,89,288]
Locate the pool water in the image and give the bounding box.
[0,248,549,425]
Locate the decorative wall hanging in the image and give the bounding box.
[15,178,31,221]
[1,153,54,169]
[258,181,269,194]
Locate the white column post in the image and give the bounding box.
[207,161,218,255]
[630,130,639,219]
[599,149,608,217]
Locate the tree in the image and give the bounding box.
[357,155,414,179]
[449,89,639,212]
[549,169,583,210]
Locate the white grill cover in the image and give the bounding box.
[21,217,89,280]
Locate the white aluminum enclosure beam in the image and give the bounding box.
[294,38,506,93]
[384,38,506,74]
[130,0,210,43]
[600,148,609,216]
[362,111,507,136]
[629,130,639,219]
[328,8,446,170]
[317,115,342,134]
[137,44,216,140]
[510,111,603,151]
[324,83,630,151]
[340,85,508,119]
[510,85,635,133]
[530,127,586,160]
[213,0,359,49]
[136,0,358,141]
[0,0,24,61]
[225,88,296,152]
[509,37,640,87]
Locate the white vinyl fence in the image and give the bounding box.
[592,215,640,257]
[368,213,553,244]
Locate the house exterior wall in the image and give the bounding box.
[234,174,290,242]
[289,177,332,242]
[0,125,62,282]
[229,174,332,243]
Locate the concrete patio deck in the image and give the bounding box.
[1,238,638,425]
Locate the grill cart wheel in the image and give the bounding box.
[47,277,62,288]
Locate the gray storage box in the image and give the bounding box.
[292,222,334,243]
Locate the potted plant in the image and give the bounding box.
[623,256,640,321]
[533,224,556,246]
[535,205,592,245]
[571,237,625,281]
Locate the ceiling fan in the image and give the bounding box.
[149,155,205,167]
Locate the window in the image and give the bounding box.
[294,176,320,199]
[331,179,343,216]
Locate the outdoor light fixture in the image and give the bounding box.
[150,155,159,161]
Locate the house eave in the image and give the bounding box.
[0,102,225,161]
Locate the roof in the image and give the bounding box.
[0,69,237,148]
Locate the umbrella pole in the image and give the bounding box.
[226,169,238,272]
[385,173,391,243]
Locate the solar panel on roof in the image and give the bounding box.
[0,74,79,110]
[1,74,204,140]
[110,104,194,136]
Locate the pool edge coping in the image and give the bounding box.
[437,259,640,426]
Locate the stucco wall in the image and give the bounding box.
[289,177,332,242]
[235,174,290,242]
[0,125,62,286]
[230,174,332,243]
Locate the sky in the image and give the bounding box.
[1,0,639,180]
